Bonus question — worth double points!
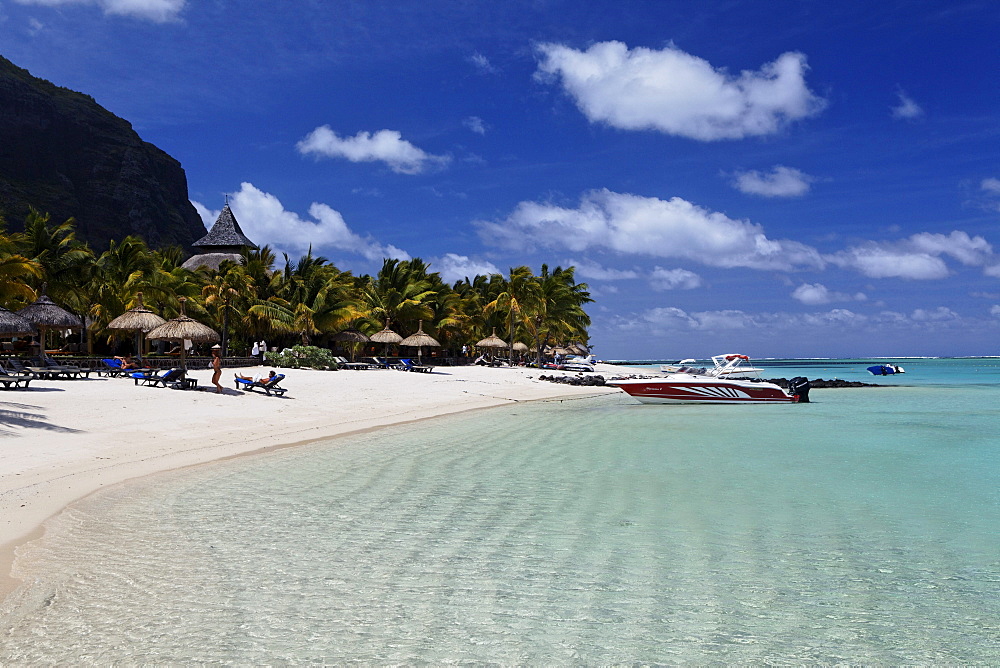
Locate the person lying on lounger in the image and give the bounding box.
[114,355,140,369]
[235,370,277,383]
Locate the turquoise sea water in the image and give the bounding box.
[2,358,1000,663]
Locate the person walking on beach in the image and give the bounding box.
[211,344,223,394]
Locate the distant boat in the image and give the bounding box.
[867,364,905,376]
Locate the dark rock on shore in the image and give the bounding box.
[538,374,607,386]
[0,55,205,251]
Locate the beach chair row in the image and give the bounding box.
[0,357,94,388]
[352,357,434,373]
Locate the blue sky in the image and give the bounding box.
[2,0,999,359]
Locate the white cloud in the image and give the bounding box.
[477,188,824,271]
[535,41,824,140]
[625,305,872,334]
[791,283,866,305]
[433,253,499,284]
[828,245,949,279]
[891,90,924,119]
[908,231,992,266]
[649,267,702,290]
[614,304,992,349]
[15,0,184,22]
[732,165,813,197]
[192,182,409,262]
[828,231,993,280]
[297,126,449,175]
[982,178,1000,194]
[463,116,487,135]
[911,306,959,322]
[637,306,698,330]
[636,307,757,331]
[567,258,638,280]
[469,52,496,74]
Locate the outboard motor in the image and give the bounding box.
[789,376,811,403]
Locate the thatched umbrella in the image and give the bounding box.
[146,297,219,370]
[369,321,403,357]
[475,328,508,364]
[399,320,440,364]
[17,286,82,357]
[0,306,35,337]
[331,328,370,361]
[106,293,166,360]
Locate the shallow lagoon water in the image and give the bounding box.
[2,359,999,663]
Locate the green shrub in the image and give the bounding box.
[264,345,339,370]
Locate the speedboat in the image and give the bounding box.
[659,358,698,373]
[867,364,904,376]
[608,354,810,404]
[708,353,767,379]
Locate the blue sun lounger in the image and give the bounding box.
[234,373,287,396]
[132,368,184,387]
[399,358,433,373]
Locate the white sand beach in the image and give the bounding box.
[0,363,620,599]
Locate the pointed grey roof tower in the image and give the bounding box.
[182,203,259,271]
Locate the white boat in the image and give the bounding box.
[659,358,698,373]
[609,354,810,404]
[562,354,596,372]
[708,353,767,379]
[660,354,764,378]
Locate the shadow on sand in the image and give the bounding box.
[0,399,82,437]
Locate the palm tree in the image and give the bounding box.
[359,258,436,336]
[532,264,592,364]
[484,266,542,364]
[201,261,253,355]
[0,216,42,308]
[20,208,94,306]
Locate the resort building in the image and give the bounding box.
[182,203,258,271]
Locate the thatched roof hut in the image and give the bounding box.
[0,306,35,336]
[475,329,507,349]
[106,293,166,332]
[400,321,440,349]
[182,203,258,271]
[369,323,403,344]
[17,288,80,329]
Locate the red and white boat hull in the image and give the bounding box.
[607,377,799,404]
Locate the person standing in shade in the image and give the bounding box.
[259,340,267,365]
[211,344,223,394]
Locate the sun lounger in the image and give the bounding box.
[234,373,287,396]
[399,358,433,373]
[132,367,184,387]
[99,358,149,377]
[0,370,34,389]
[98,358,126,377]
[7,359,62,380]
[334,356,373,370]
[367,357,391,369]
[35,357,91,379]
